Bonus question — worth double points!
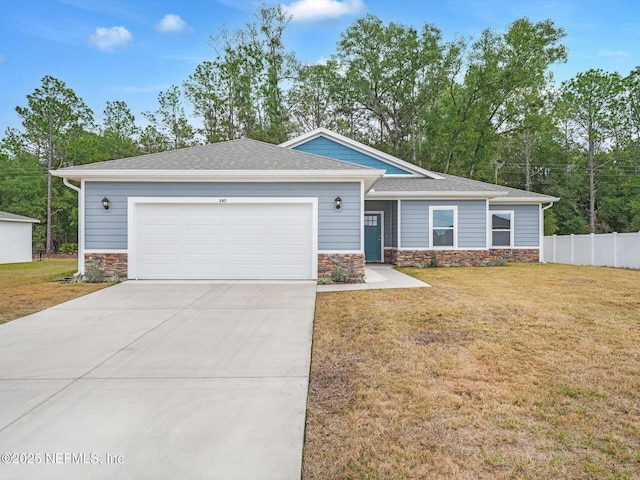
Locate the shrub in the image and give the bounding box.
[84,264,105,283]
[488,257,508,267]
[430,252,439,267]
[330,266,350,283]
[60,243,78,254]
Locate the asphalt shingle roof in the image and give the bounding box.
[373,174,555,200]
[56,138,374,172]
[53,135,556,201]
[0,211,40,222]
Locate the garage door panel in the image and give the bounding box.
[134,202,313,280]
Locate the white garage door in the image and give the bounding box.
[132,201,314,280]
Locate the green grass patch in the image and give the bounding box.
[0,259,109,324]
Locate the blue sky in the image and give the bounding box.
[1,0,638,134]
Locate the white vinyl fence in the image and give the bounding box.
[544,232,640,269]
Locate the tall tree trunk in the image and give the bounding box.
[524,134,531,191]
[46,124,54,254]
[588,131,596,234]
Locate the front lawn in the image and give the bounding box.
[304,263,640,479]
[0,260,110,324]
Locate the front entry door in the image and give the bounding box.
[364,213,382,262]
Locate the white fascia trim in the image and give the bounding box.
[127,196,319,280]
[51,169,383,180]
[280,127,444,179]
[0,218,40,224]
[490,196,560,204]
[53,169,385,192]
[366,191,508,200]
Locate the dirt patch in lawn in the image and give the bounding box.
[304,263,640,479]
[0,260,110,324]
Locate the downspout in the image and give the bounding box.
[63,178,80,194]
[540,202,555,263]
[62,178,82,277]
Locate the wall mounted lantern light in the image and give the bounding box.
[102,197,110,210]
[334,196,342,210]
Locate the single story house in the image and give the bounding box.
[52,128,558,280]
[0,211,40,264]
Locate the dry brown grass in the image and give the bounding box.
[0,260,109,324]
[304,263,640,479]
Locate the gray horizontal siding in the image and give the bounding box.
[400,200,487,248]
[365,200,397,248]
[490,204,540,247]
[85,181,361,251]
[399,201,428,248]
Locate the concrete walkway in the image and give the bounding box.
[317,264,431,292]
[0,281,316,480]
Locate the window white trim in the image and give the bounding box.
[490,210,515,248]
[429,206,458,249]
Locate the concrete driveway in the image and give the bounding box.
[0,281,316,480]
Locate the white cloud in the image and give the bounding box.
[598,50,628,57]
[157,14,192,34]
[88,26,133,52]
[282,0,364,23]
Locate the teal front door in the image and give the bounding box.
[364,213,382,262]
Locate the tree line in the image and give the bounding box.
[2,4,639,252]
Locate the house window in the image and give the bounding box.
[429,206,457,248]
[364,215,378,226]
[491,211,514,247]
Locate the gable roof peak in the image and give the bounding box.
[281,128,445,180]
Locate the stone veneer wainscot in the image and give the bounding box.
[317,253,366,278]
[86,252,367,279]
[85,253,128,278]
[390,249,539,267]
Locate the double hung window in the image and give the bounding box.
[429,207,457,248]
[491,211,514,247]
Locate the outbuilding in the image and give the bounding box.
[0,211,40,264]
